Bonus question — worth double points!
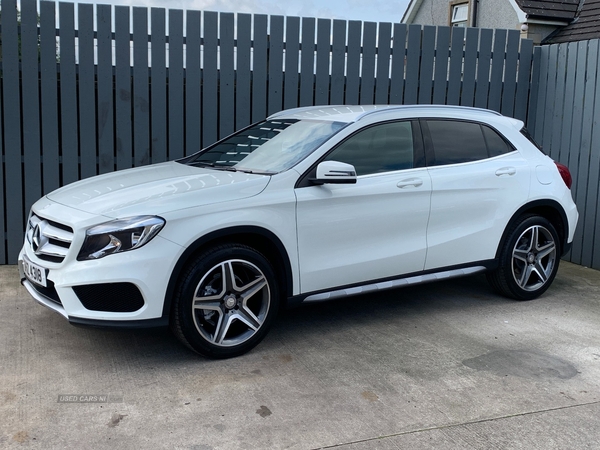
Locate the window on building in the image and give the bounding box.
[450,2,469,27]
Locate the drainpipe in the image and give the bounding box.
[472,0,479,27]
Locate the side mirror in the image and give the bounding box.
[311,161,357,185]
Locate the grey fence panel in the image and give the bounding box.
[21,0,42,212]
[0,5,540,264]
[552,43,570,163]
[360,22,377,105]
[488,29,507,112]
[98,4,115,173]
[252,15,268,120]
[0,77,4,264]
[541,45,559,156]
[1,0,24,263]
[515,38,534,122]
[236,14,252,127]
[115,6,133,169]
[220,13,236,136]
[474,29,493,109]
[432,26,450,105]
[150,8,167,164]
[533,46,550,143]
[186,10,201,154]
[569,41,591,262]
[447,27,465,106]
[460,27,479,107]
[168,9,184,159]
[330,20,347,105]
[418,26,435,105]
[501,30,520,117]
[390,23,407,104]
[527,47,542,131]
[581,40,600,267]
[375,22,392,104]
[203,11,219,147]
[78,4,97,179]
[59,3,79,183]
[300,18,316,107]
[404,25,422,105]
[267,15,284,115]
[315,19,331,106]
[39,1,60,192]
[345,21,362,104]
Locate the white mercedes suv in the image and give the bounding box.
[19,105,578,358]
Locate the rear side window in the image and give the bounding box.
[520,127,545,154]
[426,120,513,166]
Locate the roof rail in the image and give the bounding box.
[355,105,503,121]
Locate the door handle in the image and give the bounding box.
[397,178,423,188]
[495,167,516,176]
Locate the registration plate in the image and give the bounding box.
[23,256,47,288]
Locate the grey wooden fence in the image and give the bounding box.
[529,39,600,269]
[0,0,535,264]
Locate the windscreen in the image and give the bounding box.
[183,119,347,174]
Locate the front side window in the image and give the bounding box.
[324,121,414,176]
[426,120,512,166]
[183,119,346,174]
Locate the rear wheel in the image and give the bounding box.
[171,244,279,358]
[487,215,560,300]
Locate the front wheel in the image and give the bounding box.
[171,244,279,358]
[487,215,560,300]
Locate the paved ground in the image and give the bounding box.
[1,261,600,449]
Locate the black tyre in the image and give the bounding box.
[171,244,279,358]
[487,215,560,300]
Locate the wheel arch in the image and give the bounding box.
[495,199,569,260]
[162,226,294,320]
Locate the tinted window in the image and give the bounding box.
[482,125,512,157]
[427,120,487,165]
[324,121,414,176]
[520,126,545,154]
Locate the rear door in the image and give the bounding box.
[422,119,531,270]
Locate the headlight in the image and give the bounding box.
[77,216,165,261]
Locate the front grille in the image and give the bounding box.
[28,279,62,305]
[73,283,145,313]
[26,214,74,263]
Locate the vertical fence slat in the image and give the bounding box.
[541,45,559,157]
[345,21,362,105]
[515,38,534,122]
[418,26,435,104]
[568,40,590,263]
[186,10,201,153]
[359,22,377,105]
[78,3,97,178]
[527,46,542,130]
[390,24,407,104]
[252,14,268,120]
[97,4,115,173]
[283,16,300,110]
[0,75,4,263]
[432,26,450,105]
[133,8,150,165]
[330,20,346,105]
[21,0,42,212]
[202,11,218,144]
[375,22,392,104]
[236,14,252,128]
[581,40,599,268]
[460,27,479,107]
[474,28,493,109]
[150,8,167,163]
[533,46,550,143]
[501,30,520,116]
[447,27,465,106]
[168,9,184,158]
[404,24,422,105]
[115,6,133,169]
[40,1,60,192]
[59,2,80,183]
[220,13,235,136]
[299,17,316,107]
[268,15,285,114]
[315,19,331,106]
[1,0,22,263]
[555,43,574,164]
[488,29,507,112]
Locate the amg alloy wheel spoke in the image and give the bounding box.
[536,241,556,259]
[239,276,267,302]
[513,249,529,263]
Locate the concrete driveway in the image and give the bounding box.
[1,261,599,449]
